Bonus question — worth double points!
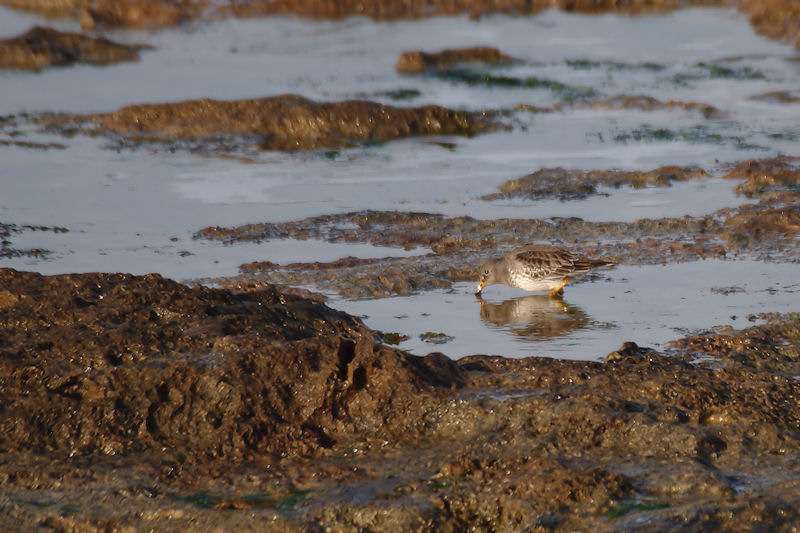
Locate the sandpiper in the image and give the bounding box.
[475,244,612,296]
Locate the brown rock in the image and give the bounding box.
[605,341,657,363]
[79,0,197,29]
[0,0,196,28]
[2,268,800,530]
[721,198,800,248]
[671,312,800,374]
[0,0,88,17]
[723,155,800,197]
[43,94,498,151]
[565,94,725,119]
[740,0,800,48]
[483,165,709,202]
[396,46,520,74]
[222,0,712,21]
[0,26,149,71]
[748,90,800,103]
[4,0,800,53]
[0,268,460,460]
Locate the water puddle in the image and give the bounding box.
[2,7,800,361]
[175,158,748,222]
[3,227,427,280]
[331,260,800,360]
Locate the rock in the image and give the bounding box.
[396,46,520,73]
[2,268,800,530]
[3,0,799,52]
[482,165,709,202]
[79,0,197,29]
[39,94,499,151]
[0,26,150,71]
[0,268,460,460]
[605,341,658,362]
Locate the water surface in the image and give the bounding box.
[333,260,800,359]
[2,7,799,360]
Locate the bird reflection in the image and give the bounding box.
[476,294,592,340]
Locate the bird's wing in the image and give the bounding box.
[512,247,578,279]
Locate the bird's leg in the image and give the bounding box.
[549,278,568,298]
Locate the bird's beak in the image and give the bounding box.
[475,281,485,295]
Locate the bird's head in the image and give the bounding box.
[475,258,502,294]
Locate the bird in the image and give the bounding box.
[475,244,612,296]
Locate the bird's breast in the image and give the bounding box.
[509,271,562,292]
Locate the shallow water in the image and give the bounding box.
[333,260,800,359]
[2,7,800,360]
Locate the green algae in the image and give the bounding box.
[380,88,422,101]
[612,124,766,151]
[420,332,455,344]
[380,331,411,345]
[673,62,766,85]
[432,69,596,101]
[565,59,665,71]
[1,222,67,258]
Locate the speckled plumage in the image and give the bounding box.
[476,244,612,295]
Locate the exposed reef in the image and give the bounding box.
[3,0,799,56]
[194,158,800,299]
[0,26,149,71]
[1,268,799,531]
[36,94,500,151]
[396,46,520,73]
[515,94,725,118]
[481,166,710,202]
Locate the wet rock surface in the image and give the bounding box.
[2,3,800,531]
[77,0,199,30]
[37,94,499,151]
[0,0,800,54]
[740,0,800,47]
[195,157,799,299]
[748,89,800,103]
[396,46,520,73]
[0,0,199,29]
[1,268,799,531]
[0,26,149,71]
[1,0,798,67]
[0,268,450,460]
[518,94,725,119]
[670,312,800,374]
[3,0,800,54]
[482,165,710,201]
[555,94,726,119]
[218,0,721,22]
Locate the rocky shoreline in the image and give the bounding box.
[2,0,800,530]
[1,0,799,72]
[1,267,798,530]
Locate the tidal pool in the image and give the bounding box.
[1,6,799,361]
[331,260,800,360]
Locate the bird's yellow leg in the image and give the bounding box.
[549,278,568,298]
